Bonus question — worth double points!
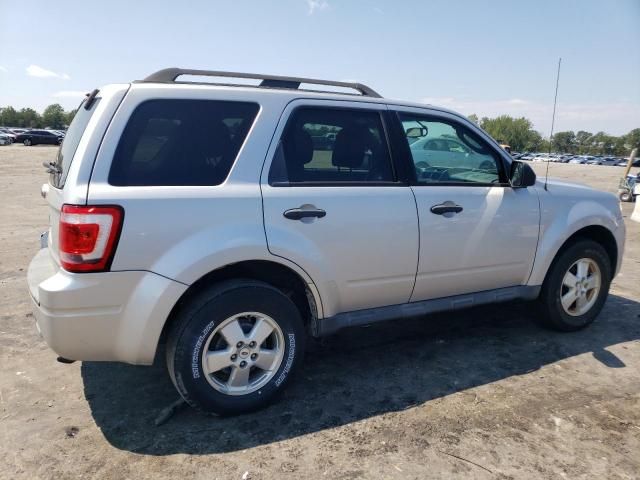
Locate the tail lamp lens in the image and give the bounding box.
[59,205,123,272]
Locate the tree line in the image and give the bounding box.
[0,104,77,130]
[468,114,639,156]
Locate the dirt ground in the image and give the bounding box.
[1,144,639,480]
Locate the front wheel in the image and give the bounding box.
[166,280,305,415]
[537,240,611,331]
[619,191,633,202]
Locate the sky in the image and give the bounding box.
[0,0,638,135]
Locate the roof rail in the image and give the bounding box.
[141,68,382,98]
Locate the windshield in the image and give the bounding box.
[52,96,100,188]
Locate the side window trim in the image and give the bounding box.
[267,105,405,187]
[389,109,511,187]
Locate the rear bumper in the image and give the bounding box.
[28,247,188,365]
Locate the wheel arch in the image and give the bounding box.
[159,259,321,346]
[540,225,618,286]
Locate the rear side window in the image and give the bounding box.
[53,97,100,188]
[109,99,259,186]
[268,107,394,185]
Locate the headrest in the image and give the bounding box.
[283,129,314,166]
[332,125,376,169]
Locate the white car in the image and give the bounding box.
[27,68,625,415]
[0,133,13,145]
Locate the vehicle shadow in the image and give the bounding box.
[81,294,640,455]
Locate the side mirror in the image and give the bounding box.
[406,127,428,138]
[510,160,536,188]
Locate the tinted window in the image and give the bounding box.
[109,99,259,186]
[53,97,101,188]
[269,107,394,185]
[400,113,503,185]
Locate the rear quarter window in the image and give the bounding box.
[108,99,259,186]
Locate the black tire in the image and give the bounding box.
[619,191,632,202]
[23,138,32,146]
[537,240,612,331]
[166,279,306,415]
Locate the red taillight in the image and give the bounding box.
[59,205,123,273]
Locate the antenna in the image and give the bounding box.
[544,57,562,191]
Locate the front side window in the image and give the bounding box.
[269,107,394,185]
[109,99,259,186]
[399,113,504,185]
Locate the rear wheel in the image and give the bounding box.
[23,138,32,146]
[537,240,611,331]
[166,280,305,415]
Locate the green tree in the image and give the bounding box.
[591,131,616,155]
[18,108,41,128]
[575,130,593,154]
[479,115,537,152]
[42,104,67,129]
[525,130,544,151]
[623,128,640,153]
[467,113,479,125]
[0,106,19,126]
[64,109,77,127]
[552,131,576,153]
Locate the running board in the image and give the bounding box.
[315,285,541,337]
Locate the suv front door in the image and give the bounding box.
[392,108,540,302]
[261,101,419,318]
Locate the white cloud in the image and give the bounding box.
[52,90,88,98]
[418,96,640,136]
[26,64,70,80]
[0,66,7,73]
[306,0,328,15]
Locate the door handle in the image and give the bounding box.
[283,207,326,220]
[430,201,463,215]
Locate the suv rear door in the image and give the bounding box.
[261,100,419,318]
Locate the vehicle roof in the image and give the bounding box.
[125,81,468,121]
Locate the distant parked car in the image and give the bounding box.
[615,157,640,167]
[0,128,16,142]
[569,158,586,164]
[15,129,63,146]
[0,133,12,145]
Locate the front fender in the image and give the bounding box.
[528,189,624,285]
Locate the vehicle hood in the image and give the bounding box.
[535,178,621,218]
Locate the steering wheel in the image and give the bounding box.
[478,160,495,171]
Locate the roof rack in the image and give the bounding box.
[141,68,382,98]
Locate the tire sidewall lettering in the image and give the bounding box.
[191,319,216,379]
[275,333,296,387]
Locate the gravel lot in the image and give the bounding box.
[1,144,639,479]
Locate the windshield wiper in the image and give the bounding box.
[42,161,62,175]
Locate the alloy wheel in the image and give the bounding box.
[200,312,285,395]
[560,258,601,316]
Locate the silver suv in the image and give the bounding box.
[28,68,625,415]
